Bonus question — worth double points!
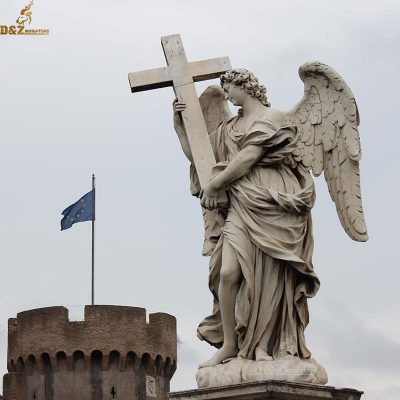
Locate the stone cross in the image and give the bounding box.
[128,34,231,199]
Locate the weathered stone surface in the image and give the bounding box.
[130,35,368,387]
[169,380,363,400]
[3,305,177,400]
[196,356,328,388]
[129,34,230,206]
[171,61,368,372]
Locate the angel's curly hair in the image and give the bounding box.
[220,69,270,107]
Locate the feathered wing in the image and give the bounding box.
[196,85,233,255]
[200,84,232,132]
[285,62,368,242]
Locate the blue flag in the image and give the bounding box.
[61,190,94,231]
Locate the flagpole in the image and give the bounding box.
[91,174,95,306]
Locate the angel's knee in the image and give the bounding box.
[220,243,241,284]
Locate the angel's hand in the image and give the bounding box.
[173,98,186,130]
[200,183,219,210]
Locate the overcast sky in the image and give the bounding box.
[0,0,399,398]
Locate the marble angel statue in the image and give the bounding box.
[172,62,368,376]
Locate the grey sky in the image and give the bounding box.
[0,0,399,398]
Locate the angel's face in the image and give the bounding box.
[222,83,247,106]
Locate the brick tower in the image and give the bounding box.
[3,305,177,400]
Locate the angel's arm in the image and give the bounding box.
[211,145,263,190]
[200,145,263,209]
[173,98,194,163]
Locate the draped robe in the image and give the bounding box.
[191,115,320,360]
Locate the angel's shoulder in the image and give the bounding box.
[220,115,237,130]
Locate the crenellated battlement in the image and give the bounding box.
[7,305,176,369]
[4,305,177,400]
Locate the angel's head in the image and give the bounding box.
[220,69,270,108]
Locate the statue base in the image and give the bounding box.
[196,356,328,388]
[169,381,363,400]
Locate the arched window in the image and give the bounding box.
[108,350,120,370]
[56,351,67,372]
[73,350,85,372]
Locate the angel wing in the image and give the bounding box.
[285,61,368,242]
[200,84,232,132]
[196,85,232,255]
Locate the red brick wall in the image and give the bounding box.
[3,305,177,400]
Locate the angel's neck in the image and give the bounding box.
[240,97,266,117]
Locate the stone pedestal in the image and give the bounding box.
[169,381,363,400]
[196,356,328,387]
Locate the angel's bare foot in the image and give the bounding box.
[199,344,238,368]
[255,347,273,361]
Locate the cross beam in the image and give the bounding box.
[128,34,231,205]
